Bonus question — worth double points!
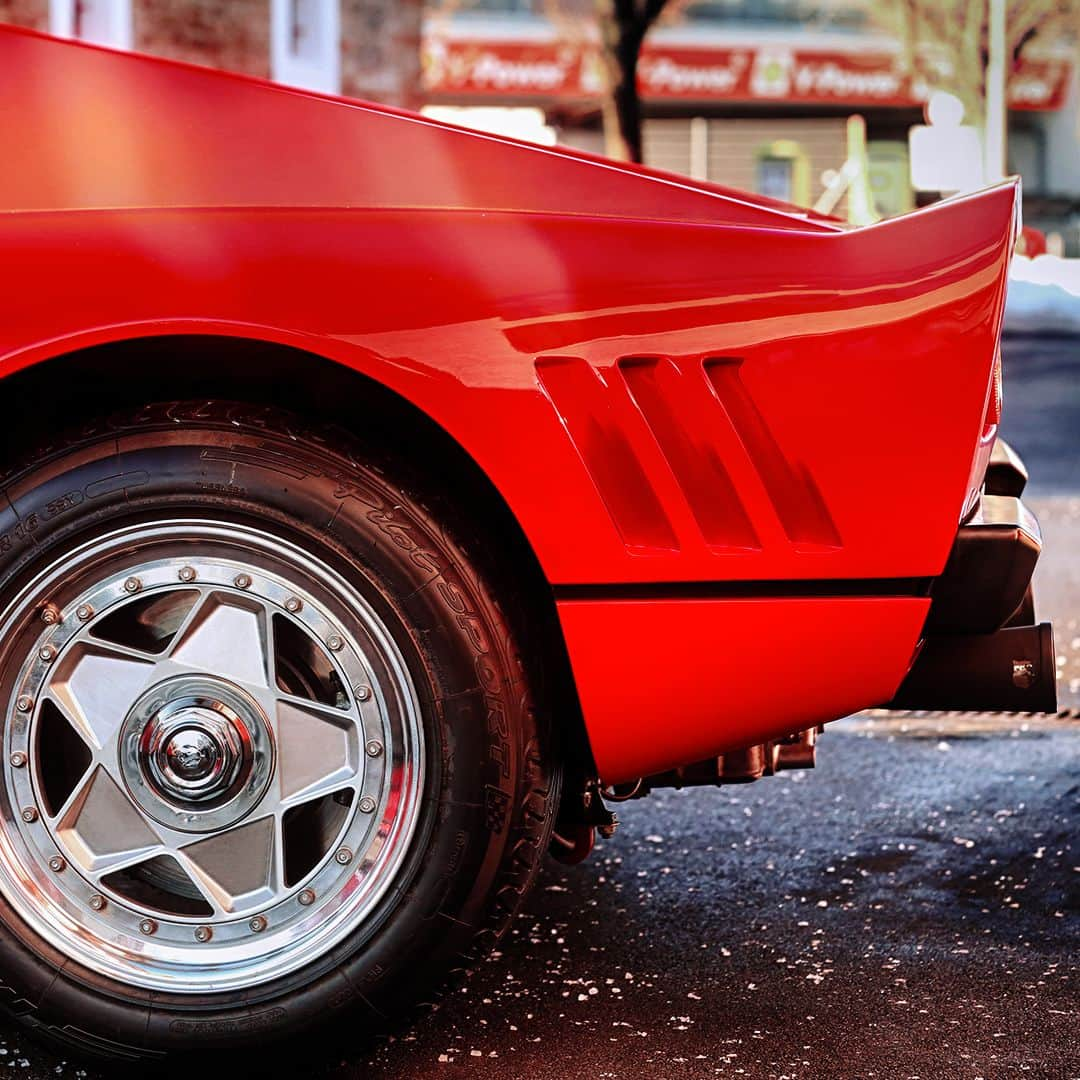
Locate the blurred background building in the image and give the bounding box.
[1,1,1078,245]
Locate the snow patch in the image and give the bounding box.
[1005,254,1080,336]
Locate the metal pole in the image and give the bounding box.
[984,0,1008,183]
[845,113,877,225]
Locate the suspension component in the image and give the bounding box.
[550,727,820,865]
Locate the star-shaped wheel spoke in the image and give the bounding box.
[52,765,162,879]
[275,696,360,807]
[48,643,156,755]
[166,592,271,689]
[32,585,368,919]
[177,815,278,914]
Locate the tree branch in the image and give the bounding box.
[643,0,668,27]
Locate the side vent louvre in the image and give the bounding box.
[704,358,841,549]
[618,357,759,551]
[536,354,841,555]
[536,357,679,552]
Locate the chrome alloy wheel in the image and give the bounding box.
[0,520,424,993]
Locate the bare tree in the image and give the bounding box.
[544,0,686,161]
[594,0,674,162]
[859,0,1075,128]
[343,0,424,111]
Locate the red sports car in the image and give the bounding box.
[0,26,1054,1066]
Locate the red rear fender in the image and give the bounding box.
[0,173,1019,782]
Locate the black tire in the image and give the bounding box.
[0,401,560,1066]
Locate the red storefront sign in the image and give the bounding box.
[422,36,1071,111]
[1008,57,1071,109]
[640,47,910,105]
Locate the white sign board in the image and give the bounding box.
[909,125,984,192]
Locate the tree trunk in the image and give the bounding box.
[596,0,668,163]
[599,18,645,160]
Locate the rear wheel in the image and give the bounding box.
[0,402,558,1064]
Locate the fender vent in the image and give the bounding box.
[618,357,759,550]
[537,354,840,554]
[536,357,679,552]
[705,358,841,549]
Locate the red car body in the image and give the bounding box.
[0,27,1042,785]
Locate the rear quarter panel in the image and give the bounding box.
[0,186,1015,781]
[0,192,1013,585]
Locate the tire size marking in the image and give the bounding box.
[0,514,39,554]
[169,1008,287,1037]
[44,491,83,518]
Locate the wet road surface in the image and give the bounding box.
[998,335,1080,494]
[5,709,1074,1080]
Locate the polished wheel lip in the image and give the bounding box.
[0,519,425,994]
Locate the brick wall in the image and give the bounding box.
[133,0,270,79]
[0,2,422,100]
[707,117,847,199]
[643,119,694,177]
[341,0,421,108]
[0,0,47,30]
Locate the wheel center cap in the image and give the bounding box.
[143,705,246,804]
[119,677,274,832]
[163,725,223,783]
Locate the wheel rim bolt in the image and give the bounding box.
[285,597,302,613]
[194,926,212,943]
[123,577,142,593]
[88,894,106,911]
[298,889,316,906]
[334,847,352,866]
[327,634,344,652]
[139,919,157,935]
[75,605,93,622]
[365,739,382,757]
[9,752,26,768]
[38,645,56,663]
[16,696,33,714]
[20,807,37,823]
[178,566,197,583]
[48,856,65,873]
[359,796,377,814]
[356,685,372,702]
[249,916,267,933]
[40,605,60,625]
[234,574,252,590]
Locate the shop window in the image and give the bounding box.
[754,140,810,206]
[756,157,794,201]
[271,0,341,94]
[50,0,132,48]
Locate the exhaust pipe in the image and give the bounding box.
[637,726,820,792]
[886,622,1057,713]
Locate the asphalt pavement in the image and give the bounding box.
[1,335,1076,1079]
[998,335,1080,495]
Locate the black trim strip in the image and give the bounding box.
[553,577,934,602]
